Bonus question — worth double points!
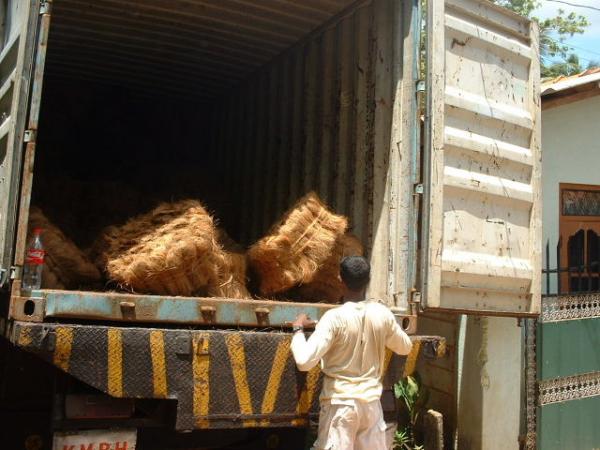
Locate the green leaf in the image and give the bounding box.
[406,376,419,400]
[394,381,406,400]
[490,0,591,76]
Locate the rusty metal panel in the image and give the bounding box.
[423,0,541,316]
[13,1,52,278]
[212,0,417,310]
[12,321,445,430]
[0,0,44,287]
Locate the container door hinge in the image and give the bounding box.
[414,183,423,195]
[40,1,52,15]
[409,289,422,315]
[416,80,426,94]
[0,266,19,288]
[24,129,36,143]
[10,265,21,281]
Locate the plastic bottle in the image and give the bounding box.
[22,228,45,291]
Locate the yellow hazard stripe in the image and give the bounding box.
[53,327,73,372]
[18,327,32,347]
[107,328,123,397]
[297,365,320,415]
[193,333,211,429]
[150,330,168,398]
[225,333,256,427]
[402,340,421,377]
[260,339,290,425]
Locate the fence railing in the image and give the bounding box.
[543,239,600,297]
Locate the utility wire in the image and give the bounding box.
[561,41,600,58]
[543,35,597,62]
[545,0,600,12]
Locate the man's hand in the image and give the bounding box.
[292,313,316,328]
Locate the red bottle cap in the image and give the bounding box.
[33,227,44,235]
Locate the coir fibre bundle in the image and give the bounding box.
[91,200,226,296]
[247,192,348,296]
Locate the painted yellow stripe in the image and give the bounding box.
[18,327,32,347]
[383,349,393,376]
[260,339,290,425]
[290,418,309,427]
[296,365,321,414]
[149,330,168,398]
[225,333,256,427]
[402,340,421,377]
[53,327,73,372]
[193,333,211,429]
[107,328,123,397]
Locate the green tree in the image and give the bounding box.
[491,1,590,77]
[543,53,583,77]
[587,60,600,70]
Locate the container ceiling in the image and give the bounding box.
[45,0,358,100]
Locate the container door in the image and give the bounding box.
[0,0,45,287]
[422,0,541,316]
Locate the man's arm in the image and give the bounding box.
[290,313,335,371]
[386,313,412,355]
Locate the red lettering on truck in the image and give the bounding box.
[99,444,110,450]
[80,444,94,450]
[115,442,128,450]
[62,446,75,450]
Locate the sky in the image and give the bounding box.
[537,0,600,68]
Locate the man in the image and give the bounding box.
[291,256,413,450]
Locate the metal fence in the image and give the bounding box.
[543,238,600,297]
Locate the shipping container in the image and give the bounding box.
[0,0,541,443]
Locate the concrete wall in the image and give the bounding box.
[457,317,522,450]
[542,94,600,292]
[416,312,460,448]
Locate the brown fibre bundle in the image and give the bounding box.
[27,207,101,289]
[295,234,364,303]
[91,200,226,297]
[208,229,251,299]
[247,192,348,296]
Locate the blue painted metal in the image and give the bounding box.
[407,0,421,310]
[39,289,335,327]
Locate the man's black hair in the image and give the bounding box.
[340,256,370,291]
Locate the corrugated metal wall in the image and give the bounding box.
[423,0,541,315]
[210,0,417,305]
[46,0,357,100]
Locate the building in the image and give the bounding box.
[537,68,600,450]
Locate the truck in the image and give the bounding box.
[0,0,541,448]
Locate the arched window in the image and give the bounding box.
[567,229,584,269]
[560,184,600,293]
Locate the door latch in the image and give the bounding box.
[24,129,36,143]
[40,1,52,15]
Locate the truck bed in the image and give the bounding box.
[11,320,444,430]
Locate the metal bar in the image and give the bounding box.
[19,289,419,332]
[587,252,593,293]
[557,238,562,294]
[546,240,550,296]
